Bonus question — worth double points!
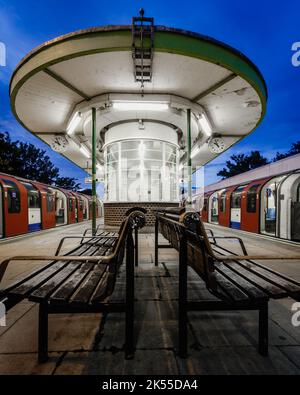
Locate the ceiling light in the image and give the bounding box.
[113,101,169,111]
[67,112,82,135]
[79,145,90,158]
[198,113,212,136]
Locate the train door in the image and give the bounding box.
[67,193,77,224]
[0,177,28,237]
[81,196,89,220]
[208,191,219,224]
[54,189,67,226]
[278,172,300,240]
[260,176,285,236]
[292,183,300,241]
[230,185,247,229]
[0,184,3,238]
[76,195,84,222]
[21,182,41,232]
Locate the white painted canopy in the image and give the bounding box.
[10,25,267,172]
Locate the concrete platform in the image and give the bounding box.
[0,220,300,375]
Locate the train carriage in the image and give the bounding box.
[197,156,300,242]
[0,174,28,237]
[0,172,102,238]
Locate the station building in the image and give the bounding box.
[9,11,267,228]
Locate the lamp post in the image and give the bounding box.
[92,107,97,236]
[187,108,192,208]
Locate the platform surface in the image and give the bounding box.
[0,220,300,375]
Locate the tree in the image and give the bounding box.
[55,177,81,191]
[217,150,269,179]
[79,188,92,196]
[0,131,81,191]
[273,141,300,162]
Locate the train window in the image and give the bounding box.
[28,191,40,208]
[220,191,226,212]
[2,180,21,213]
[46,194,55,212]
[247,185,260,213]
[69,198,74,211]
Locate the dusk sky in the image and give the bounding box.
[0,0,299,190]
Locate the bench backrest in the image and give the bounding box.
[156,210,217,291]
[109,209,145,263]
[101,209,146,297]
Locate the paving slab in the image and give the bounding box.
[0,221,300,375]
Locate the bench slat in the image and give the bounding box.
[29,262,82,301]
[221,261,287,298]
[49,241,114,303]
[50,262,95,303]
[70,264,108,305]
[235,260,300,294]
[213,272,250,302]
[90,271,112,304]
[9,261,69,298]
[214,262,268,300]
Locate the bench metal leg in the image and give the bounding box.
[135,228,138,267]
[258,302,268,356]
[154,219,158,266]
[38,302,48,363]
[178,233,188,358]
[125,232,135,359]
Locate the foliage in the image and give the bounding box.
[0,131,81,190]
[273,141,300,161]
[217,151,269,179]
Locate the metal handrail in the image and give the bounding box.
[0,210,146,283]
[55,236,117,256]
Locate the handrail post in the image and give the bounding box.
[92,107,97,236]
[178,229,188,358]
[154,216,158,266]
[134,228,139,267]
[125,230,135,358]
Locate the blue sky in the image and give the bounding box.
[0,0,300,190]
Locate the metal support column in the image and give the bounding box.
[187,108,192,207]
[92,107,97,236]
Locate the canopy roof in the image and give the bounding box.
[10,25,267,171]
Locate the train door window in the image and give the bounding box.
[46,193,55,212]
[230,185,247,229]
[247,185,260,213]
[79,199,83,210]
[2,179,21,213]
[220,190,226,212]
[28,191,40,208]
[231,186,246,209]
[69,198,74,211]
[210,195,219,223]
[265,184,277,234]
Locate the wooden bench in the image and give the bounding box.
[154,208,300,357]
[0,209,146,362]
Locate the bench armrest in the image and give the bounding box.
[214,254,300,261]
[0,254,114,283]
[208,236,248,255]
[55,235,117,255]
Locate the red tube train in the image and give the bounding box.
[0,172,103,238]
[193,156,300,241]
